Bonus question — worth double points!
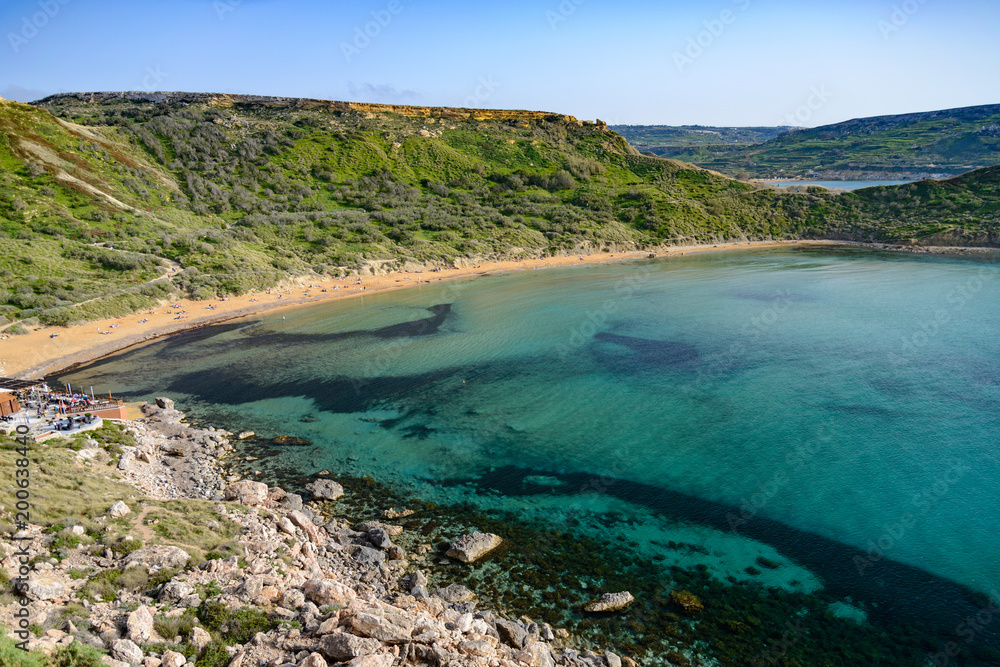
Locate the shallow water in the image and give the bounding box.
[58,246,1000,655]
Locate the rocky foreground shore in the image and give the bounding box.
[1,400,642,667]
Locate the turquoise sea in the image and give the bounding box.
[766,180,915,190]
[58,246,1000,663]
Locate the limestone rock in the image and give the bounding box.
[155,397,175,410]
[459,639,496,657]
[517,641,556,667]
[305,479,344,500]
[118,451,135,470]
[289,510,320,543]
[126,605,157,644]
[300,653,327,667]
[25,575,65,601]
[349,611,414,643]
[605,651,623,667]
[110,639,144,666]
[189,627,211,652]
[159,581,194,603]
[346,656,394,667]
[224,480,270,506]
[433,583,476,603]
[160,650,185,667]
[303,578,357,607]
[237,431,255,439]
[495,618,527,648]
[318,632,381,661]
[123,545,190,570]
[108,501,131,518]
[446,532,502,563]
[280,588,306,609]
[583,591,634,613]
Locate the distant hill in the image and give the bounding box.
[610,125,790,152]
[1,92,998,331]
[614,104,1000,180]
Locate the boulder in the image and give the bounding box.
[446,532,502,563]
[237,431,255,439]
[300,653,327,667]
[349,612,414,644]
[108,501,130,519]
[126,605,157,644]
[516,641,556,667]
[459,639,495,658]
[189,627,211,653]
[124,545,190,571]
[224,480,269,506]
[346,656,394,667]
[159,581,194,604]
[110,639,144,666]
[433,583,477,603]
[155,397,175,410]
[305,479,344,500]
[302,578,357,607]
[367,527,392,549]
[318,633,381,661]
[288,510,320,543]
[349,546,385,566]
[495,618,527,648]
[24,575,64,601]
[583,591,634,613]
[281,588,306,609]
[160,651,185,667]
[118,451,135,470]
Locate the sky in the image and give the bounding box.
[1,0,998,127]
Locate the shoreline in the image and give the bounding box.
[4,238,996,380]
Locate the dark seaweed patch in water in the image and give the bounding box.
[593,333,700,368]
[441,464,1000,661]
[162,366,457,413]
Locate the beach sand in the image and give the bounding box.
[1,240,813,379]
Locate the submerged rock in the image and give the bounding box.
[446,531,502,563]
[433,583,477,603]
[306,478,345,500]
[271,435,313,446]
[584,591,635,613]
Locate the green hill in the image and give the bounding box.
[1,92,998,331]
[616,104,1000,180]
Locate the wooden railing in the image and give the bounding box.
[66,399,123,415]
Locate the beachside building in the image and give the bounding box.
[0,392,20,417]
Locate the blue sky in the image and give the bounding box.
[1,0,998,126]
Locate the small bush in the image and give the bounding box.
[0,633,48,667]
[198,600,277,644]
[153,609,198,642]
[51,640,106,667]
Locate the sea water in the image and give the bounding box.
[59,246,1000,655]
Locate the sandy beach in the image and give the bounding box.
[2,240,818,379]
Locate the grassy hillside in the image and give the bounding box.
[618,104,1000,180]
[1,92,999,331]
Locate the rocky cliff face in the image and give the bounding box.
[33,91,593,125]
